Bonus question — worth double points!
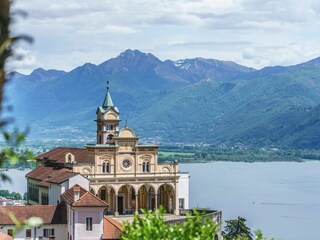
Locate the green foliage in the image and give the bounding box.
[224,217,252,240]
[0,0,34,183]
[0,189,22,200]
[0,129,35,182]
[254,229,274,240]
[158,145,320,163]
[121,208,218,240]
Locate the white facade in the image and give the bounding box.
[48,175,90,205]
[68,175,90,192]
[73,207,105,240]
[178,173,189,209]
[0,224,67,240]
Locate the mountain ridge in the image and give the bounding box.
[7,49,320,149]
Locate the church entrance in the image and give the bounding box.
[117,196,124,215]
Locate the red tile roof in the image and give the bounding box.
[61,185,108,207]
[0,204,67,225]
[102,217,123,240]
[35,147,91,164]
[26,165,79,186]
[0,232,13,240]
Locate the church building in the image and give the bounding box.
[29,82,189,216]
[0,83,225,240]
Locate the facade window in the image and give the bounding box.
[142,161,150,172]
[43,228,54,238]
[101,189,106,200]
[102,162,110,173]
[7,229,13,236]
[179,198,185,209]
[26,229,32,238]
[106,125,114,130]
[28,181,39,203]
[67,154,72,162]
[41,192,49,205]
[86,217,93,231]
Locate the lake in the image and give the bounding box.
[180,161,320,240]
[1,162,320,240]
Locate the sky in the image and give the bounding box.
[9,0,320,74]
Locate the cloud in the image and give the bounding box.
[10,0,320,73]
[7,47,37,72]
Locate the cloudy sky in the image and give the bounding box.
[10,0,320,74]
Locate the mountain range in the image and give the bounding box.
[6,49,320,149]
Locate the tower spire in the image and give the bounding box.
[102,81,114,109]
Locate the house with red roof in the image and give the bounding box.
[0,185,116,240]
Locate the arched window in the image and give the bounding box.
[142,161,150,173]
[146,162,150,172]
[102,162,110,173]
[142,162,146,172]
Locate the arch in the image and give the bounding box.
[97,185,116,215]
[157,184,175,214]
[106,112,118,120]
[140,154,153,160]
[137,184,156,193]
[81,168,91,174]
[162,166,171,173]
[106,134,114,142]
[214,234,219,240]
[98,186,107,201]
[136,184,157,211]
[102,161,110,173]
[119,128,135,137]
[65,153,74,163]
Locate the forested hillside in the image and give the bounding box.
[7,50,320,149]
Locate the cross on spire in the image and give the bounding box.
[102,80,114,108]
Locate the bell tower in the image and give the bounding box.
[96,81,120,144]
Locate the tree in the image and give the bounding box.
[0,0,34,184]
[121,208,219,240]
[121,209,273,240]
[0,1,42,236]
[224,216,253,240]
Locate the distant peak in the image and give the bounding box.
[82,63,97,68]
[119,49,154,58]
[31,68,46,74]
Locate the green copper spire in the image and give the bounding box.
[102,81,114,109]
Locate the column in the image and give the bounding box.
[107,189,111,214]
[174,183,179,215]
[115,194,119,216]
[135,194,139,214]
[127,188,131,210]
[155,194,158,211]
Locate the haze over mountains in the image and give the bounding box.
[6,49,320,149]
